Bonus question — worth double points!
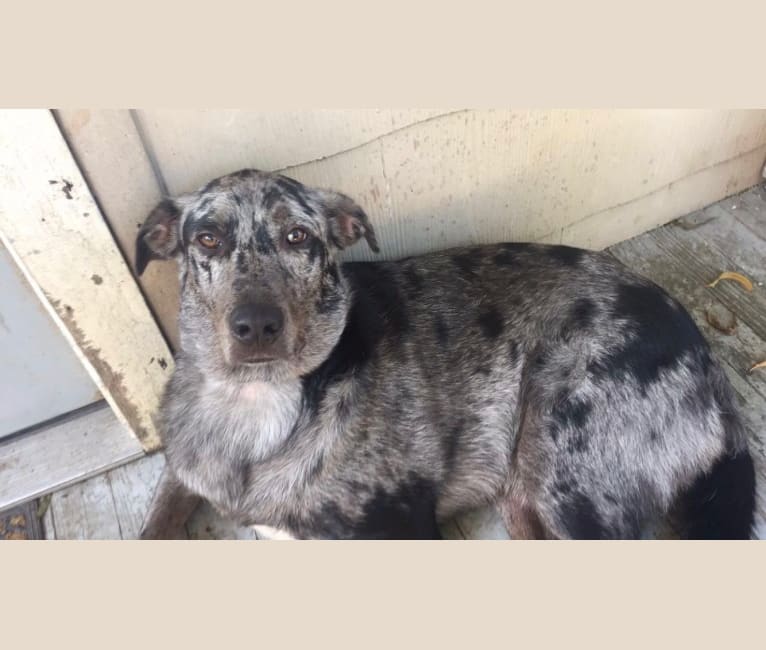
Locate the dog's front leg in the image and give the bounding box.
[139,463,200,539]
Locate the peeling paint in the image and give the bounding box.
[48,296,153,446]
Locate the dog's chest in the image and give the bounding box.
[169,379,304,513]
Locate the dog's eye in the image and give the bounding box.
[197,233,222,250]
[286,228,309,245]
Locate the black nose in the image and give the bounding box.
[229,303,285,345]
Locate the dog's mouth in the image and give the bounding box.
[240,356,279,365]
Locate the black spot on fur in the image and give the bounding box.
[307,237,325,265]
[307,454,324,482]
[444,422,462,474]
[508,341,520,365]
[434,317,449,346]
[551,393,592,451]
[276,176,315,215]
[494,250,516,265]
[675,450,755,539]
[403,264,424,294]
[649,428,659,443]
[558,492,611,539]
[262,185,282,210]
[316,286,344,315]
[554,479,573,496]
[590,283,710,391]
[302,262,408,413]
[254,223,276,254]
[452,253,479,277]
[199,260,212,282]
[493,243,525,266]
[533,348,549,369]
[477,306,504,339]
[316,264,344,315]
[547,245,585,267]
[562,298,596,339]
[327,263,340,283]
[552,394,592,431]
[299,474,441,539]
[357,474,442,539]
[236,251,248,273]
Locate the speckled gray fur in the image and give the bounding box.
[136,169,756,539]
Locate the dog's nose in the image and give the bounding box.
[229,303,284,345]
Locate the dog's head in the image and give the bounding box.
[136,169,378,379]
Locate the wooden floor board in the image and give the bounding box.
[0,403,144,512]
[48,473,122,540]
[107,453,172,540]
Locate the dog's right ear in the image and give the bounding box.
[135,198,183,275]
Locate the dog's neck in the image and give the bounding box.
[199,374,304,461]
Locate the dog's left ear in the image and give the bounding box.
[135,198,183,275]
[319,190,380,253]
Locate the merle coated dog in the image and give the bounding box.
[137,169,755,539]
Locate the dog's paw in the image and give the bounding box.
[138,523,183,540]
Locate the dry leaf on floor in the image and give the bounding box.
[749,360,766,374]
[706,271,754,292]
[705,304,737,335]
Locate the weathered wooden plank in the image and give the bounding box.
[41,496,56,540]
[726,184,766,240]
[49,473,122,540]
[54,109,180,350]
[0,109,174,450]
[642,224,766,345]
[107,452,172,540]
[0,403,144,511]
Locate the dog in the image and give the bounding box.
[136,168,756,539]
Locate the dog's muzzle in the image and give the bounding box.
[228,302,286,363]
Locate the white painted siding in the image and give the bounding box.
[60,109,766,346]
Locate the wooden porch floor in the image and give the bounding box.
[38,184,766,540]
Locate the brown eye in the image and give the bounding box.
[286,227,308,245]
[197,233,222,250]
